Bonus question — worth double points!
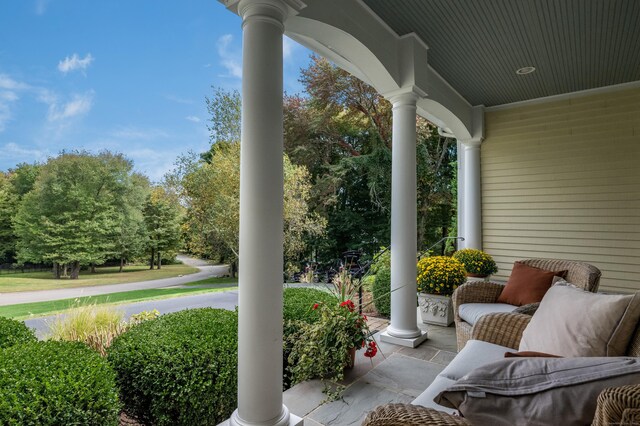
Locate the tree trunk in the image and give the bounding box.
[53,263,60,279]
[231,260,237,278]
[90,263,96,274]
[70,261,81,279]
[157,252,161,270]
[119,258,124,273]
[149,248,155,270]
[63,263,68,277]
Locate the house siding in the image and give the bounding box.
[482,87,640,294]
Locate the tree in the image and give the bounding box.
[114,173,150,272]
[143,187,181,270]
[283,56,457,261]
[0,163,41,263]
[13,152,139,279]
[181,141,325,276]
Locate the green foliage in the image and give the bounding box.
[283,287,338,324]
[452,249,498,276]
[0,316,36,348]
[416,256,466,296]
[13,151,147,278]
[372,267,391,317]
[0,341,120,425]
[286,300,375,395]
[144,186,182,267]
[284,56,457,262]
[108,308,238,426]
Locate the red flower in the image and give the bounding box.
[363,315,368,321]
[364,341,378,358]
[312,303,319,310]
[340,300,355,312]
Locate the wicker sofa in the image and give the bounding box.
[363,310,640,425]
[453,258,602,351]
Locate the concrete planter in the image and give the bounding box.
[418,293,454,326]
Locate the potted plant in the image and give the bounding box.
[416,256,466,326]
[285,269,378,399]
[453,248,498,279]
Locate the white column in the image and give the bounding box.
[462,138,482,249]
[231,1,299,425]
[381,91,427,347]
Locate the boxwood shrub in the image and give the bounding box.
[108,308,237,426]
[372,267,391,317]
[0,340,120,425]
[0,316,36,349]
[283,287,338,324]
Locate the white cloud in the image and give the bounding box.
[216,34,242,79]
[47,91,94,121]
[111,126,169,141]
[185,116,201,123]
[2,142,49,162]
[283,36,297,60]
[0,74,31,132]
[35,0,50,15]
[58,53,94,74]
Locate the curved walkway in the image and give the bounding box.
[0,255,229,307]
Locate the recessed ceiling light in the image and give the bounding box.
[516,66,536,75]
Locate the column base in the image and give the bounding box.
[379,329,429,348]
[225,407,303,426]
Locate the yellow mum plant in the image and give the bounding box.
[452,249,498,276]
[416,256,466,296]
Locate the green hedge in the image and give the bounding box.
[372,267,391,317]
[108,308,237,426]
[283,287,338,324]
[0,316,36,349]
[0,341,120,425]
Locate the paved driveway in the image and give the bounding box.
[0,255,228,306]
[25,289,239,338]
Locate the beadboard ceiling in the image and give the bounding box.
[364,0,640,106]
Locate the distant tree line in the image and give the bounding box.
[0,152,181,279]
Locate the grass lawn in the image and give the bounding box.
[182,276,238,286]
[0,285,238,319]
[0,263,199,293]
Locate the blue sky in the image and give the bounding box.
[0,0,312,181]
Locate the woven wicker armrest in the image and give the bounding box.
[592,384,640,426]
[452,281,505,319]
[471,312,532,349]
[362,404,470,426]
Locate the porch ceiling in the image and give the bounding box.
[364,0,640,107]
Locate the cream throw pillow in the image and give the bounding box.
[519,284,640,357]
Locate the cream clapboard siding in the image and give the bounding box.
[481,86,640,294]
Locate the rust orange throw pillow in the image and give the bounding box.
[497,262,567,306]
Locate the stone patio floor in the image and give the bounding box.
[284,310,457,426]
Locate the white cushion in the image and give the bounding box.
[412,340,512,413]
[439,339,511,381]
[520,285,640,357]
[458,303,517,326]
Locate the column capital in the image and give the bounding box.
[234,0,305,28]
[384,86,427,107]
[460,137,483,149]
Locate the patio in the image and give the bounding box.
[219,314,458,426]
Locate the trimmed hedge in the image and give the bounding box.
[0,341,120,425]
[372,267,391,317]
[0,316,36,349]
[108,308,238,426]
[283,287,338,324]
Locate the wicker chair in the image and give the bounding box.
[363,312,640,426]
[453,258,602,351]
